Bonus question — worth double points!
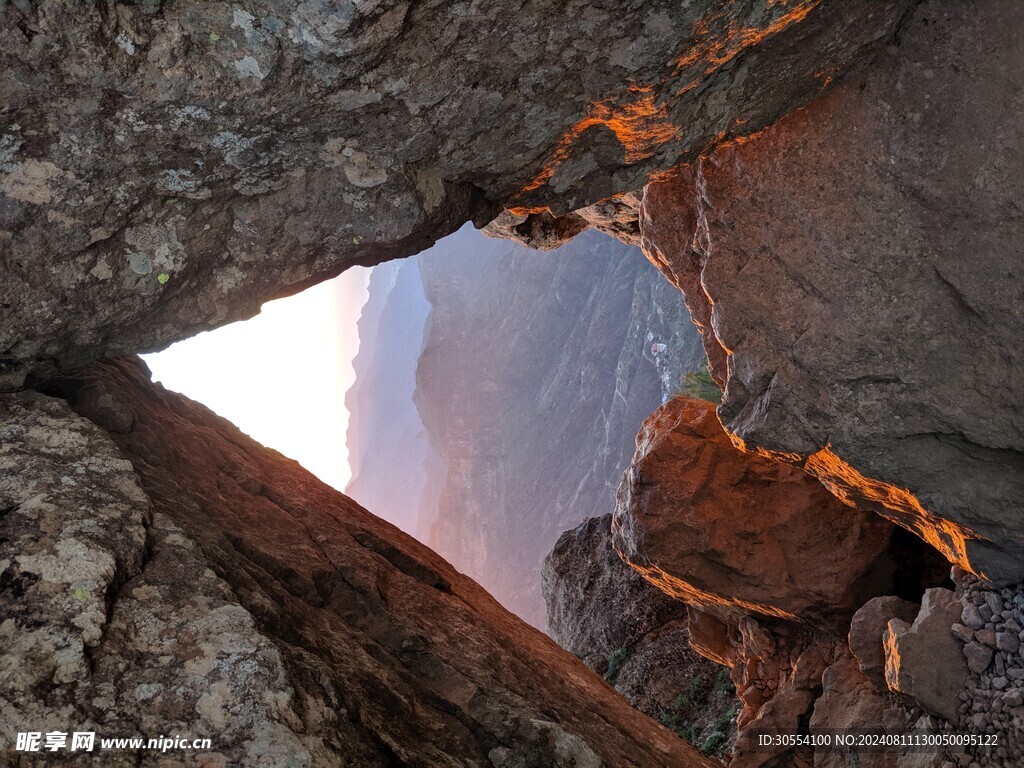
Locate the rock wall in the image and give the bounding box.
[0,0,913,389]
[543,514,739,759]
[2,356,715,766]
[637,0,1024,585]
[413,226,702,626]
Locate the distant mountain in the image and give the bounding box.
[413,226,704,627]
[345,259,431,536]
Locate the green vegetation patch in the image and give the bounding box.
[676,367,721,403]
[605,646,632,686]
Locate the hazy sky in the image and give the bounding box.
[144,266,371,491]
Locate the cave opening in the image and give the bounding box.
[132,220,710,631]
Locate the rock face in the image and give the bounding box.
[345,258,431,536]
[542,514,738,757]
[883,588,967,724]
[4,356,717,766]
[0,0,914,389]
[637,0,1024,584]
[413,226,703,626]
[612,397,900,625]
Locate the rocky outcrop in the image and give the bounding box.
[484,192,644,250]
[603,394,1013,766]
[637,0,1024,584]
[345,258,431,536]
[0,0,915,389]
[612,397,903,625]
[542,514,738,758]
[5,356,716,766]
[414,226,703,626]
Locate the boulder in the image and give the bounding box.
[809,649,897,768]
[849,596,921,691]
[638,0,1024,584]
[612,396,897,625]
[883,588,967,724]
[5,357,714,767]
[0,0,914,389]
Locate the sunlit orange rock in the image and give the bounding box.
[612,397,898,626]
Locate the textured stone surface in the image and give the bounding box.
[0,391,313,765]
[809,649,897,768]
[850,595,922,691]
[28,356,712,767]
[0,0,913,388]
[542,514,738,757]
[612,396,898,625]
[884,588,966,724]
[637,0,1024,584]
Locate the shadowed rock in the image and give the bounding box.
[543,514,738,757]
[0,0,913,388]
[849,595,921,691]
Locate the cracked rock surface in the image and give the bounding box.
[0,0,913,388]
[17,356,713,767]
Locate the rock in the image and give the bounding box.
[809,649,896,768]
[542,514,738,757]
[686,606,736,668]
[732,638,840,768]
[1003,689,1023,708]
[483,191,647,251]
[0,0,914,389]
[850,596,922,691]
[985,593,1005,616]
[612,397,898,625]
[962,604,986,631]
[883,588,967,723]
[544,515,687,660]
[952,624,975,643]
[637,0,1024,584]
[976,629,998,649]
[639,166,729,387]
[14,357,713,767]
[0,390,315,765]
